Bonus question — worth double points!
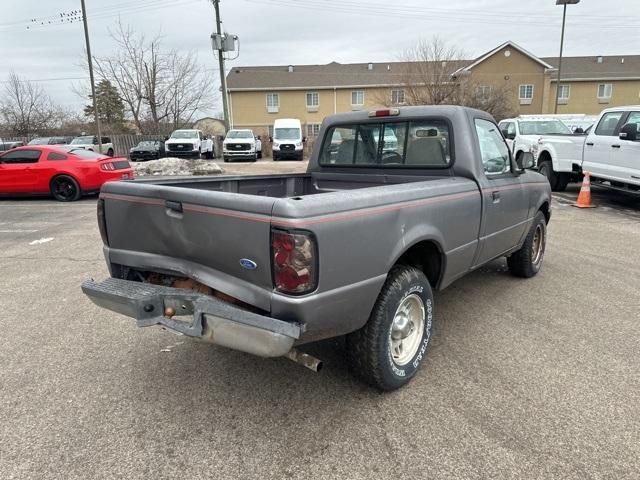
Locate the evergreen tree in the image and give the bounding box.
[84,80,127,132]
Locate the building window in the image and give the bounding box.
[351,90,364,109]
[597,83,612,103]
[558,84,570,104]
[391,89,405,105]
[476,85,492,101]
[306,123,321,137]
[306,92,319,112]
[519,84,534,105]
[266,93,279,113]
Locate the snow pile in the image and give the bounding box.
[132,157,223,177]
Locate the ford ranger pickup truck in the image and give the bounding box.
[82,106,551,391]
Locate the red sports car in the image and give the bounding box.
[0,146,134,201]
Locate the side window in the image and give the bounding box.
[1,149,42,164]
[102,137,111,143]
[354,124,380,165]
[47,152,68,161]
[475,119,511,176]
[625,112,640,132]
[594,112,624,136]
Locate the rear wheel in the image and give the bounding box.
[508,211,547,278]
[205,149,213,160]
[538,160,561,191]
[347,266,433,391]
[50,175,81,202]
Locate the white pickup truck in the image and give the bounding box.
[533,106,640,192]
[165,129,215,159]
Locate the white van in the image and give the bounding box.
[271,118,305,161]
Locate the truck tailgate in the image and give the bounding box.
[99,181,276,311]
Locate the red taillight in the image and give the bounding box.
[101,162,115,171]
[97,198,109,245]
[368,108,400,117]
[271,229,317,294]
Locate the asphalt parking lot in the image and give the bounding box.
[1,177,639,479]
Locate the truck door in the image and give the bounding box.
[582,110,626,182]
[473,118,529,266]
[612,111,640,185]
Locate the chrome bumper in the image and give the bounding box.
[81,278,300,357]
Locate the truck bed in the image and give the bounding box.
[131,172,449,198]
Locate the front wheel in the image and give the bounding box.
[50,175,81,202]
[538,160,561,191]
[347,266,433,391]
[508,211,547,278]
[205,150,214,160]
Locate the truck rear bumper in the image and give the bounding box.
[81,277,300,357]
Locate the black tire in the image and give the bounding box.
[273,153,279,161]
[205,150,213,160]
[508,211,547,278]
[538,160,561,191]
[223,156,229,163]
[556,174,569,192]
[257,151,262,159]
[347,266,433,391]
[50,175,81,202]
[297,152,304,161]
[107,148,114,157]
[252,153,258,162]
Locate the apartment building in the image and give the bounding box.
[226,41,640,138]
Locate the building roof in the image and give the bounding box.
[226,41,640,91]
[226,60,470,91]
[541,55,640,81]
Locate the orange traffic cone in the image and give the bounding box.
[573,171,596,208]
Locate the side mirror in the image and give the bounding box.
[619,123,638,142]
[256,135,261,140]
[517,152,535,171]
[574,127,584,134]
[269,136,273,143]
[302,137,307,143]
[501,129,509,138]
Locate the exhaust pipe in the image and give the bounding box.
[285,348,323,372]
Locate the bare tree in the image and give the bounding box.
[93,21,214,134]
[0,72,61,137]
[375,37,517,120]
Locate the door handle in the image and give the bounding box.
[611,144,621,149]
[165,200,183,213]
[491,191,500,203]
[586,142,594,146]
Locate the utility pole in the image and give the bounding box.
[554,0,580,114]
[212,0,230,132]
[80,0,102,153]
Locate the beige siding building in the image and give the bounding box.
[226,41,640,138]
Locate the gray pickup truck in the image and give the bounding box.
[83,106,551,390]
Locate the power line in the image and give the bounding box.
[242,0,640,30]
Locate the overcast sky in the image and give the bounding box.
[1,0,638,115]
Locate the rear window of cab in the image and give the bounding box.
[320,119,452,168]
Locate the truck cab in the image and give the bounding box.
[582,106,640,192]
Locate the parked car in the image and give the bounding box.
[222,129,261,162]
[534,105,640,192]
[70,136,115,156]
[165,129,215,158]
[0,146,133,201]
[28,136,73,146]
[271,118,305,161]
[516,114,598,134]
[129,140,165,162]
[82,106,551,391]
[0,141,25,151]
[498,117,574,163]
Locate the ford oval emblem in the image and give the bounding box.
[239,258,258,270]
